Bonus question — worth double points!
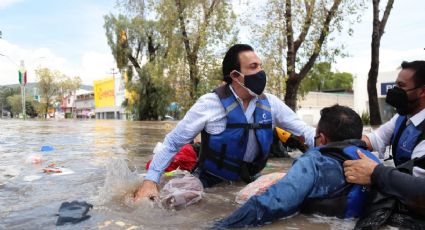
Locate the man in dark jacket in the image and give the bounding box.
[214,105,380,228]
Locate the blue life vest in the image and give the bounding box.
[198,85,273,182]
[391,115,425,166]
[301,140,381,219]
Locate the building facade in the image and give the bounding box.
[75,91,95,118]
[296,91,354,126]
[353,70,397,123]
[94,75,128,120]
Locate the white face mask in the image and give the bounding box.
[234,71,259,97]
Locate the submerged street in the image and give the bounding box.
[0,119,360,229]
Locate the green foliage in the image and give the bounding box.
[104,0,234,119]
[36,68,79,118]
[25,100,38,118]
[361,111,370,126]
[0,86,20,113]
[6,94,22,116]
[5,93,38,118]
[57,75,81,100]
[299,62,353,96]
[242,0,365,109]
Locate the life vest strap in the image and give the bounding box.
[226,123,272,129]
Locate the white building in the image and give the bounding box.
[297,91,354,126]
[75,90,95,118]
[353,70,398,122]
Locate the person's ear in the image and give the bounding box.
[419,85,425,98]
[319,133,328,145]
[230,70,240,80]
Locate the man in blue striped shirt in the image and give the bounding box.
[135,44,315,201]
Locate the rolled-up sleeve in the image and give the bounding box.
[366,114,398,159]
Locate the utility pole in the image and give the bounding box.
[19,60,27,119]
[110,68,118,79]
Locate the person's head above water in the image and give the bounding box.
[315,104,363,146]
[385,60,425,116]
[222,44,267,100]
[222,44,255,84]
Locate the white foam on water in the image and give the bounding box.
[0,166,21,185]
[308,215,356,230]
[23,175,42,182]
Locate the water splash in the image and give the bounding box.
[96,158,143,206]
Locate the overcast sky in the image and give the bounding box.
[0,0,424,86]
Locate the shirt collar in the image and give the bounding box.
[409,107,425,126]
[228,84,258,105]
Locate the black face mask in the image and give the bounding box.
[236,70,267,96]
[385,86,420,115]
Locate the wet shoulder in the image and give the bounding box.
[298,149,339,165]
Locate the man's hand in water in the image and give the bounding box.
[134,180,159,202]
[343,149,378,185]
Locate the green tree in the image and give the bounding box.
[299,62,353,95]
[25,100,38,118]
[0,86,19,115]
[104,10,172,120]
[36,68,61,118]
[331,72,353,90]
[5,94,36,117]
[367,0,394,125]
[104,0,235,119]
[56,75,82,105]
[6,94,22,117]
[246,0,364,110]
[159,0,236,102]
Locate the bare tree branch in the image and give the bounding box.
[378,0,394,39]
[294,0,315,52]
[298,0,342,79]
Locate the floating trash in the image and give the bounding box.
[41,145,54,152]
[25,154,42,164]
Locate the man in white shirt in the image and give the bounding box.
[343,61,425,229]
[134,44,315,201]
[345,61,425,181]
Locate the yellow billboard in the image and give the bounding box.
[94,77,115,108]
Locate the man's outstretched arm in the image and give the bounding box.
[214,156,318,228]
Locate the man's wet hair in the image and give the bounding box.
[317,104,363,142]
[401,60,425,87]
[222,44,254,84]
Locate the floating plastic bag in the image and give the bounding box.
[25,154,42,164]
[41,145,54,152]
[235,172,286,204]
[160,174,203,210]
